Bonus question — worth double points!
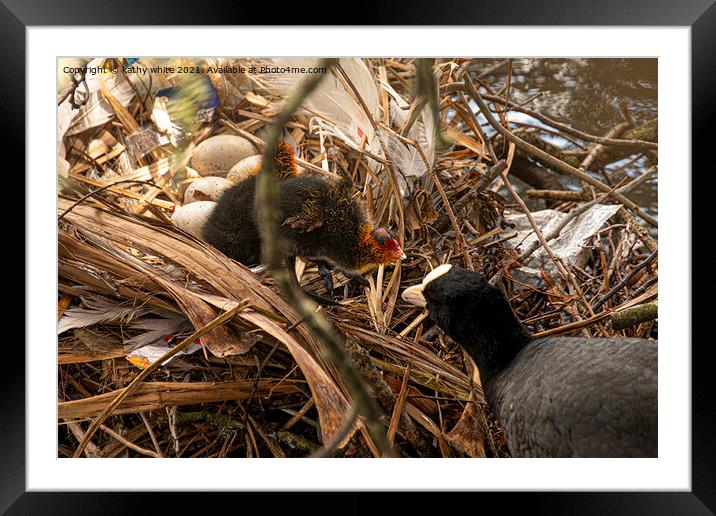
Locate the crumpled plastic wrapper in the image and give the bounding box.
[58,58,163,176]
[504,203,622,285]
[64,58,139,137]
[126,339,203,370]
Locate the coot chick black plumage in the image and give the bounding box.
[203,159,405,302]
[402,264,657,458]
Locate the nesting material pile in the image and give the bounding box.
[57,58,658,458]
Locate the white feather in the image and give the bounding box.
[379,128,434,197]
[123,315,192,350]
[417,104,436,165]
[58,297,147,334]
[381,83,437,193]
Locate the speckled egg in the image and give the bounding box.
[227,154,262,184]
[184,176,233,204]
[171,201,217,239]
[190,135,256,177]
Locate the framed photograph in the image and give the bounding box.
[13,0,711,513]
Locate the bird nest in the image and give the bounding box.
[57,57,658,458]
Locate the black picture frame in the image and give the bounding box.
[8,1,711,513]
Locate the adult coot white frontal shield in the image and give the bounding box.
[401,263,453,307]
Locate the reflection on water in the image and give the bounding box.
[469,58,657,216]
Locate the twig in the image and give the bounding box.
[453,88,491,158]
[499,150,571,282]
[475,159,508,191]
[140,413,163,457]
[58,179,161,221]
[593,250,658,311]
[611,301,658,331]
[631,275,659,299]
[499,157,597,319]
[281,398,315,430]
[456,59,505,80]
[617,166,658,195]
[472,59,509,80]
[525,189,589,202]
[432,159,506,234]
[525,166,658,202]
[99,424,160,458]
[65,420,102,457]
[532,309,613,338]
[578,122,632,171]
[343,336,433,457]
[399,95,427,136]
[615,208,658,252]
[242,339,282,430]
[387,364,412,447]
[466,95,499,165]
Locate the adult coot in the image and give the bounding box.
[402,264,657,458]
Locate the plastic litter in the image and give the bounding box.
[504,203,622,285]
[126,334,204,370]
[150,75,220,147]
[126,126,168,159]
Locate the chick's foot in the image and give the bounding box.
[287,255,339,306]
[344,271,369,287]
[316,260,335,293]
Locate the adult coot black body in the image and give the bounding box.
[402,264,657,458]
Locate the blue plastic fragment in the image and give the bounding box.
[155,76,220,111]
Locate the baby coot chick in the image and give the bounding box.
[203,145,405,302]
[402,264,657,458]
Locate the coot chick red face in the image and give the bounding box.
[363,227,406,267]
